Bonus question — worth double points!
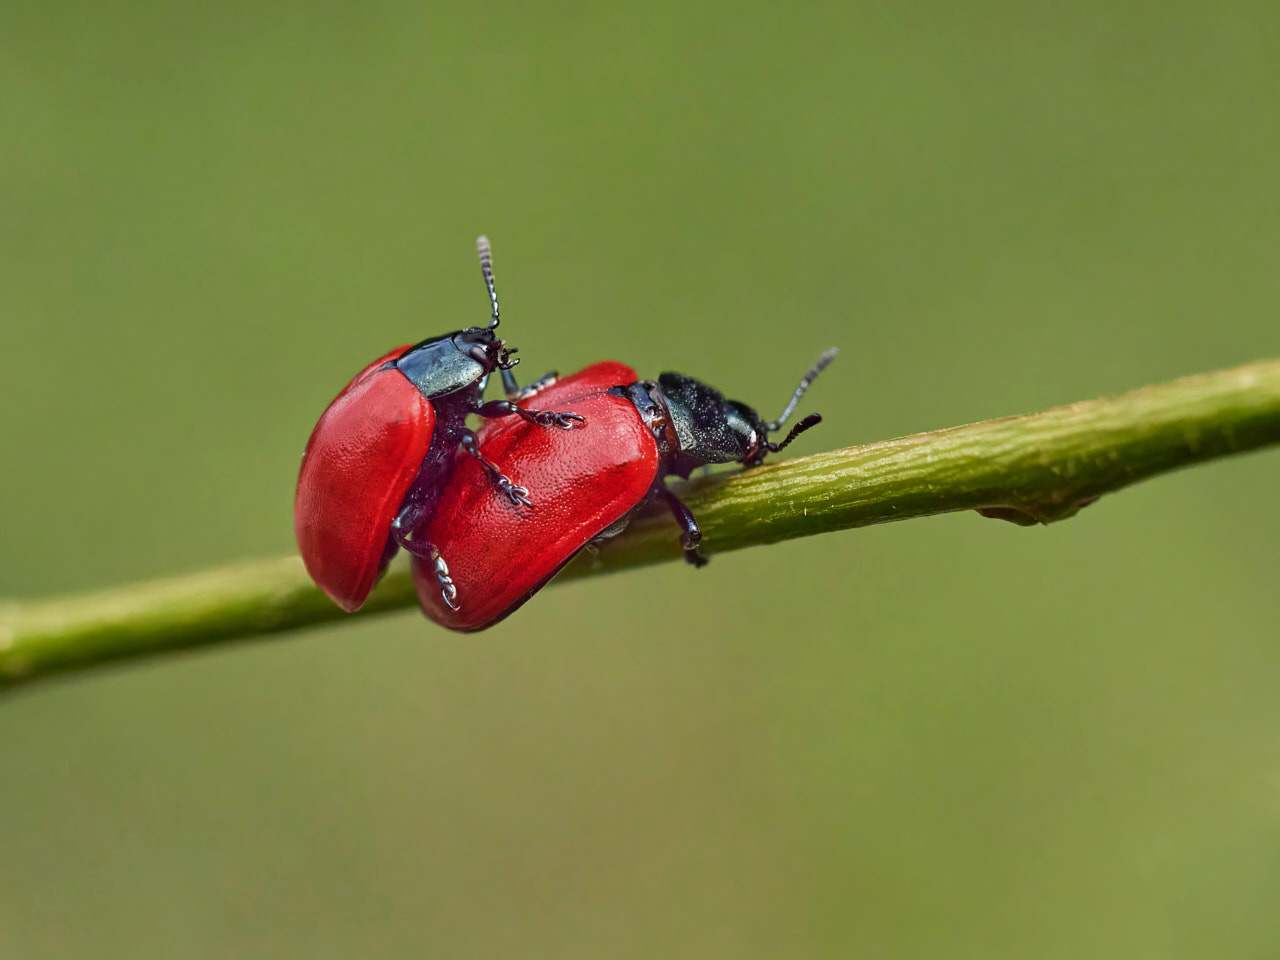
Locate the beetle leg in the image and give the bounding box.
[659,487,707,568]
[499,360,559,400]
[508,371,560,402]
[499,366,521,398]
[479,399,585,430]
[390,519,460,610]
[459,430,532,506]
[431,553,460,610]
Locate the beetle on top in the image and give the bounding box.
[294,237,585,614]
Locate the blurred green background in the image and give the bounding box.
[3,0,1279,956]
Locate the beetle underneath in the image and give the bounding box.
[412,349,836,631]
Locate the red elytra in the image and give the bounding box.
[413,361,652,631]
[294,346,432,611]
[407,346,837,631]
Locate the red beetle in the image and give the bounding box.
[294,237,584,613]
[412,352,836,631]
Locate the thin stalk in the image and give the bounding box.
[2,359,1278,692]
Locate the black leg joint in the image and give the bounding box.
[460,429,531,506]
[660,487,707,568]
[390,520,459,610]
[500,367,520,399]
[478,400,585,430]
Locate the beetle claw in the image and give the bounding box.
[537,411,586,429]
[432,556,461,610]
[498,478,532,507]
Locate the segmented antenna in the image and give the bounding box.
[477,235,500,329]
[766,347,838,432]
[770,413,823,453]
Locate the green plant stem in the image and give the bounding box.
[3,359,1279,692]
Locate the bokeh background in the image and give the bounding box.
[3,0,1279,956]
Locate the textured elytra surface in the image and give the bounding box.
[416,362,656,631]
[294,347,427,611]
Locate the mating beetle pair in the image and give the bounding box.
[294,237,585,613]
[294,238,835,631]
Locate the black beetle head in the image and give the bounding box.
[453,326,517,373]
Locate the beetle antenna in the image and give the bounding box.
[477,235,500,329]
[765,347,838,432]
[768,413,823,453]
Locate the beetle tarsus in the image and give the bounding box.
[392,523,461,609]
[479,399,586,430]
[533,410,586,429]
[460,429,532,506]
[435,556,460,611]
